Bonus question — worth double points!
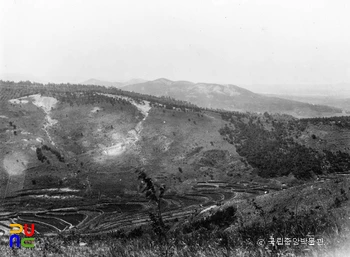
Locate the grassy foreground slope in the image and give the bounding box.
[0,176,349,257]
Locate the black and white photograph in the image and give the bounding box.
[0,0,350,256]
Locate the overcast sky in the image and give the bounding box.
[1,0,350,93]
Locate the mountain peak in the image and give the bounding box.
[154,78,173,83]
[81,78,123,88]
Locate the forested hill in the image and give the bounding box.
[2,80,350,183]
[219,111,350,179]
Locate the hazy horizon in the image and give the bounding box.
[1,74,350,98]
[1,0,350,95]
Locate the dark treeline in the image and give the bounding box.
[42,144,65,163]
[0,80,250,115]
[300,116,350,129]
[36,145,65,163]
[0,80,202,112]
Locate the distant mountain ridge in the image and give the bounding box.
[246,83,350,98]
[81,78,147,88]
[264,94,350,113]
[121,78,345,118]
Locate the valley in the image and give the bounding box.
[0,80,350,256]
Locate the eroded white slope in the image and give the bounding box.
[95,93,151,158]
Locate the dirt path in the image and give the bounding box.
[8,94,58,146]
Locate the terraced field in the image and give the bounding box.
[0,179,279,236]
